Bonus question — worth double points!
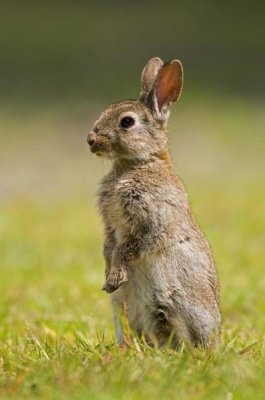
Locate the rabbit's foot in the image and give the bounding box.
[102,267,128,293]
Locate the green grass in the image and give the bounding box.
[0,98,265,399]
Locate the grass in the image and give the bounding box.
[0,98,265,399]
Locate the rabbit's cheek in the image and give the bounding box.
[111,139,128,156]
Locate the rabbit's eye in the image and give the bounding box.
[120,116,135,129]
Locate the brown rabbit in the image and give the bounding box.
[87,57,221,348]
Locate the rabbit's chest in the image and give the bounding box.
[99,178,134,239]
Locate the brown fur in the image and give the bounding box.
[87,57,221,348]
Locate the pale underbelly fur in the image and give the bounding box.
[111,250,220,345]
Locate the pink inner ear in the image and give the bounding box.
[156,62,183,111]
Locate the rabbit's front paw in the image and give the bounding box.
[102,267,128,293]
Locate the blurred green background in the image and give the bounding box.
[1,0,264,198]
[1,0,264,104]
[0,1,265,399]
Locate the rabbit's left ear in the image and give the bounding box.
[140,57,164,103]
[140,59,183,121]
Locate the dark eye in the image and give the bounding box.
[120,116,135,129]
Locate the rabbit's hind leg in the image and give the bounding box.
[150,306,191,348]
[182,304,221,349]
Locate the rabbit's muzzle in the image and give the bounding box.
[87,132,110,155]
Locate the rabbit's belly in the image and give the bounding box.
[126,255,175,334]
[113,252,220,345]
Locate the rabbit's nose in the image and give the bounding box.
[88,138,95,146]
[87,133,96,147]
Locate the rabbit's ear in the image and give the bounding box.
[155,60,183,115]
[140,59,183,121]
[140,57,163,103]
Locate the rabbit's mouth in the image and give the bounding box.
[89,142,103,154]
[91,145,109,157]
[87,134,112,157]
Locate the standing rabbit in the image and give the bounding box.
[87,57,221,348]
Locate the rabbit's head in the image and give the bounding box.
[88,57,183,162]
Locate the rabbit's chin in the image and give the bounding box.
[95,151,116,160]
[90,145,114,159]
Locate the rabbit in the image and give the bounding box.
[87,57,221,348]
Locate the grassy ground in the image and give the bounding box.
[0,98,264,399]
